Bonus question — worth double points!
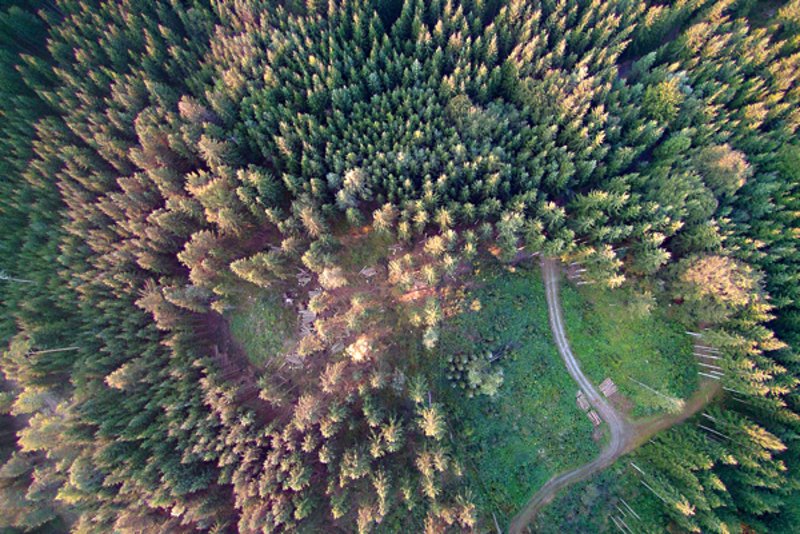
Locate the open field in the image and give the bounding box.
[227,290,295,367]
[559,281,697,417]
[436,265,601,524]
[333,226,396,273]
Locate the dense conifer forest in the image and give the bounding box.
[2,0,800,532]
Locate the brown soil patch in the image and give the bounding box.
[609,391,634,417]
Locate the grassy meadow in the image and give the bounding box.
[560,281,697,418]
[437,265,600,524]
[228,290,295,367]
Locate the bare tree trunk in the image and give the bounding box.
[28,347,80,355]
[0,271,33,284]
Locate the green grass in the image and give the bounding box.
[531,465,627,534]
[334,228,395,273]
[227,289,295,367]
[560,281,697,418]
[436,265,600,525]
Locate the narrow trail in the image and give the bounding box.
[508,258,720,534]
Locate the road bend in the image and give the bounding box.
[509,258,720,533]
[509,258,636,534]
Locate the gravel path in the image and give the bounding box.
[508,259,635,533]
[508,258,719,533]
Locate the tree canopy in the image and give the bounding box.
[2,0,800,532]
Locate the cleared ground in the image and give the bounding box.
[436,265,600,525]
[509,260,720,533]
[560,282,697,417]
[227,289,295,367]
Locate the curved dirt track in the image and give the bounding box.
[508,258,720,533]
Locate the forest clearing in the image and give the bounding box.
[2,1,799,532]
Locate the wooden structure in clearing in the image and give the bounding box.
[600,377,618,397]
[587,410,602,426]
[576,390,591,411]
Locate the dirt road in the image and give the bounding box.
[508,258,719,533]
